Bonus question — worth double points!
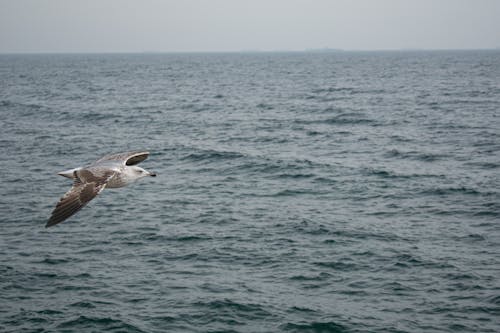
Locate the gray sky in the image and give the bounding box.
[1,0,499,53]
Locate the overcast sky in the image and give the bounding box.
[1,0,499,53]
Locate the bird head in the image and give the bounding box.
[131,166,157,179]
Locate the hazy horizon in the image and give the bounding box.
[1,48,500,55]
[1,0,500,53]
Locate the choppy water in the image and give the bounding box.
[1,51,500,333]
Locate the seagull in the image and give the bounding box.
[46,151,156,228]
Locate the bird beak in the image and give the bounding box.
[149,172,157,177]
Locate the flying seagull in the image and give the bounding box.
[46,151,156,228]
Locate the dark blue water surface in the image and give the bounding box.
[1,51,499,332]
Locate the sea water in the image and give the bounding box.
[1,51,499,332]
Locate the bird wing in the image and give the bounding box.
[94,151,149,166]
[46,169,115,228]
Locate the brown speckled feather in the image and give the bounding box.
[46,170,114,228]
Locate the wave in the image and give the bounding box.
[311,87,355,94]
[57,315,146,332]
[69,301,97,308]
[134,233,211,243]
[419,186,492,196]
[275,172,316,179]
[0,99,14,107]
[80,112,121,121]
[314,261,359,271]
[464,161,499,169]
[289,272,332,281]
[181,149,245,162]
[364,168,443,179]
[270,189,325,197]
[384,148,446,162]
[36,257,71,265]
[280,321,348,333]
[310,86,387,95]
[294,114,375,126]
[193,299,273,321]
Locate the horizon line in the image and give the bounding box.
[1,47,500,55]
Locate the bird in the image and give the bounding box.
[46,151,156,228]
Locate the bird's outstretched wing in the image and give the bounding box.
[46,170,115,228]
[94,151,149,166]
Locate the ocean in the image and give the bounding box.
[1,51,499,332]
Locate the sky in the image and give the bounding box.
[1,0,499,53]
